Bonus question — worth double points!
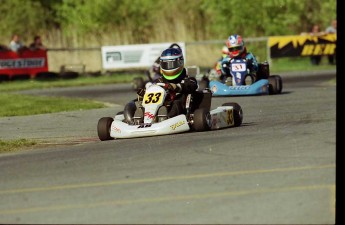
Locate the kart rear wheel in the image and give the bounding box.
[268,75,283,94]
[192,108,211,132]
[97,117,114,141]
[221,102,243,127]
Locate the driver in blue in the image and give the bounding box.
[220,34,259,82]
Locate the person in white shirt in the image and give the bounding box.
[8,34,24,52]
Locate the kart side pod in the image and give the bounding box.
[209,102,243,129]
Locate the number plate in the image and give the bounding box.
[231,63,246,72]
[143,91,164,105]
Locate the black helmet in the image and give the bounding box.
[160,48,184,80]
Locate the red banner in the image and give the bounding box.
[0,48,48,78]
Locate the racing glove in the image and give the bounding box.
[165,83,181,92]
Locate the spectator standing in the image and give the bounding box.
[325,19,336,65]
[8,34,24,52]
[29,35,46,51]
[308,24,324,65]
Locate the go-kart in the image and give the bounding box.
[97,82,243,140]
[198,59,283,96]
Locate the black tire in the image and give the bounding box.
[97,117,114,141]
[192,108,211,132]
[11,74,30,81]
[221,102,243,127]
[132,77,145,91]
[268,75,283,95]
[35,72,59,81]
[60,71,79,79]
[0,74,9,82]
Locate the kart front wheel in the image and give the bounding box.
[97,117,114,141]
[268,75,283,94]
[222,102,243,127]
[192,108,211,132]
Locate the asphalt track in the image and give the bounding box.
[0,70,336,223]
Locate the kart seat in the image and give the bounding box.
[191,90,212,112]
[257,61,270,80]
[123,100,137,123]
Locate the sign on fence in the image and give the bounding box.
[101,42,186,70]
[0,49,48,78]
[269,33,336,58]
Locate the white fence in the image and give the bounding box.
[46,38,268,74]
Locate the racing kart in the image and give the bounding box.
[198,59,283,96]
[131,43,182,91]
[97,82,243,141]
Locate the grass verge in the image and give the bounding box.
[0,93,106,117]
[0,139,38,153]
[0,73,142,92]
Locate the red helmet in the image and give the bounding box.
[226,34,245,58]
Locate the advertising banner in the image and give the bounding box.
[0,49,48,77]
[269,34,336,58]
[101,42,186,70]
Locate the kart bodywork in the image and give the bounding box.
[198,59,283,96]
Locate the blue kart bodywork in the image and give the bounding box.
[209,79,269,96]
[199,58,282,96]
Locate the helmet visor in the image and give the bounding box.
[160,59,183,70]
[228,46,243,53]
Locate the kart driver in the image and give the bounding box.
[137,47,198,118]
[220,34,259,82]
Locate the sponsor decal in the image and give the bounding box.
[211,85,217,93]
[0,49,48,76]
[0,58,45,69]
[229,86,250,90]
[112,126,121,133]
[211,117,218,127]
[269,34,336,58]
[301,44,336,56]
[101,42,186,69]
[106,51,121,62]
[226,109,234,125]
[144,112,155,119]
[170,120,185,130]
